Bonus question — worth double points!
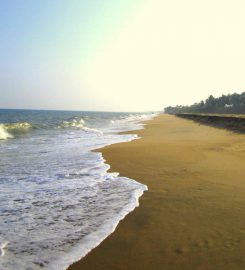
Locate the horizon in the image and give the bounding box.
[0,107,158,113]
[0,90,244,113]
[1,0,245,111]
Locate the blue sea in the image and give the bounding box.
[0,109,157,270]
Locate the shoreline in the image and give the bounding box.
[66,116,152,269]
[69,114,245,270]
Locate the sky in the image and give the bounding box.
[1,0,245,112]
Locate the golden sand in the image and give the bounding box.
[69,114,245,270]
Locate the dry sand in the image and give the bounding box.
[69,114,245,270]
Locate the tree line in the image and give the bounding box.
[164,92,245,114]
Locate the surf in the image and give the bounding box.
[0,124,13,140]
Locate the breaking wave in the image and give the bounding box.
[112,113,158,124]
[0,241,9,257]
[58,118,85,129]
[58,118,103,135]
[82,127,103,135]
[0,122,32,140]
[0,125,13,140]
[0,110,158,270]
[0,118,103,140]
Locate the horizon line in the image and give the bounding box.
[0,107,160,113]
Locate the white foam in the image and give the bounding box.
[0,124,13,140]
[6,122,32,130]
[0,111,158,270]
[0,241,9,257]
[49,175,147,270]
[58,118,103,136]
[109,112,159,133]
[82,126,103,135]
[58,118,85,128]
[115,112,158,124]
[0,122,33,140]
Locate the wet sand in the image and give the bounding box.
[69,114,245,270]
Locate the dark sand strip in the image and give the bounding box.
[176,113,245,132]
[69,114,245,270]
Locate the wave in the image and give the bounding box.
[0,118,104,140]
[82,127,103,135]
[50,178,147,270]
[58,118,85,129]
[0,241,9,257]
[111,113,158,124]
[0,122,32,140]
[0,111,157,269]
[58,118,103,135]
[124,112,159,122]
[0,125,13,140]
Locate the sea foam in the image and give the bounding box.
[0,111,157,270]
[0,124,13,140]
[58,118,85,128]
[0,122,32,139]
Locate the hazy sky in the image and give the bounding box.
[1,0,245,111]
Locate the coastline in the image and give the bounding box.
[69,114,245,270]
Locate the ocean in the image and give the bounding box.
[0,109,157,270]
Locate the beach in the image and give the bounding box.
[69,113,245,270]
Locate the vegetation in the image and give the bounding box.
[164,92,245,114]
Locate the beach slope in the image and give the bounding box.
[69,114,245,270]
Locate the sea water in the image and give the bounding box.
[0,109,157,270]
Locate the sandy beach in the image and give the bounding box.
[69,114,245,270]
